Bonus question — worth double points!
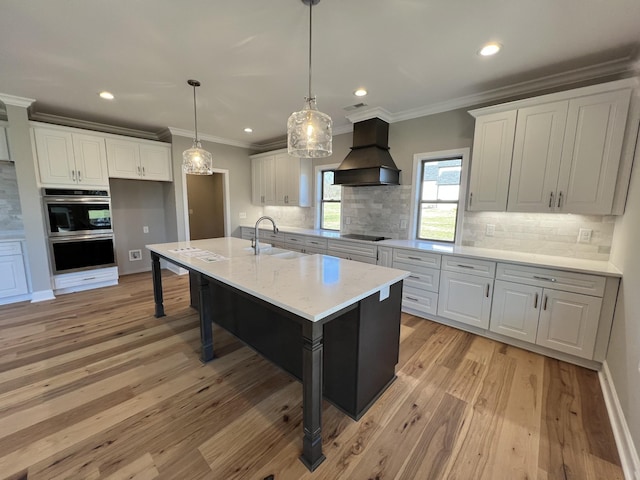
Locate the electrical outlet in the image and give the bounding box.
[239,212,247,219]
[345,216,351,225]
[400,219,407,230]
[578,228,592,243]
[129,249,142,261]
[143,226,149,234]
[486,224,495,237]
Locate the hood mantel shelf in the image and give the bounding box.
[334,117,401,186]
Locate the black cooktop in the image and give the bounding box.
[340,233,389,242]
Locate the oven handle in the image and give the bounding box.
[48,233,114,243]
[44,197,110,204]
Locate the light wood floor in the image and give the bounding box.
[0,271,622,480]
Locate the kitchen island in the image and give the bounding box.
[146,237,408,471]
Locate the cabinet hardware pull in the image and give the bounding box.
[456,263,474,269]
[290,238,299,242]
[485,284,490,298]
[549,192,554,208]
[77,170,82,182]
[543,295,548,310]
[142,166,146,176]
[557,191,563,208]
[408,256,422,261]
[71,170,76,181]
[534,293,538,309]
[533,275,556,282]
[406,296,419,302]
[469,192,473,206]
[83,276,96,281]
[408,275,420,279]
[137,165,141,175]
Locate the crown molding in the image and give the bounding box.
[346,55,638,125]
[168,127,253,149]
[29,112,162,140]
[0,93,35,108]
[332,123,353,136]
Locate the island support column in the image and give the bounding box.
[198,274,214,363]
[151,253,165,318]
[300,321,325,471]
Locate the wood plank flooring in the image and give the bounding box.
[0,271,622,479]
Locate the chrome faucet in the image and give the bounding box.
[252,216,278,255]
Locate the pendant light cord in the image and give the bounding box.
[308,1,313,101]
[192,84,199,142]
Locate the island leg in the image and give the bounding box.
[151,253,165,318]
[198,274,214,363]
[300,322,326,471]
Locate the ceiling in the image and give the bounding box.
[1,0,639,148]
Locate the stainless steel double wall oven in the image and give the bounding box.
[43,188,117,274]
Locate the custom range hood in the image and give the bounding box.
[333,117,400,186]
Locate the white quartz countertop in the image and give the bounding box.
[147,237,409,322]
[379,239,622,277]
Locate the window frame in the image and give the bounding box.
[315,163,341,231]
[410,148,470,245]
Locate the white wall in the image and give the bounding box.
[608,129,640,462]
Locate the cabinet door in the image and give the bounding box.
[468,110,516,211]
[72,134,109,187]
[34,128,76,185]
[251,158,263,204]
[0,254,28,298]
[106,139,141,179]
[139,143,173,181]
[438,270,493,329]
[557,89,631,214]
[489,280,541,343]
[0,127,9,161]
[275,153,294,205]
[536,289,602,359]
[507,101,567,212]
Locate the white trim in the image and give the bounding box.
[599,361,640,480]
[182,167,231,241]
[166,263,189,275]
[0,93,35,108]
[0,293,31,306]
[29,120,170,146]
[168,127,253,149]
[409,148,470,245]
[30,289,56,303]
[314,163,341,230]
[346,107,394,124]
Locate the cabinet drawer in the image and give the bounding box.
[258,230,284,242]
[442,255,496,278]
[393,248,441,268]
[54,267,118,290]
[240,227,255,240]
[305,237,328,249]
[393,261,440,293]
[0,242,22,256]
[402,287,438,316]
[327,239,377,258]
[496,263,605,297]
[284,233,307,245]
[303,246,327,255]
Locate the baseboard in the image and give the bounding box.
[166,263,189,276]
[30,289,55,303]
[599,361,640,480]
[0,293,32,305]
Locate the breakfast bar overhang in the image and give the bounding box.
[146,237,408,471]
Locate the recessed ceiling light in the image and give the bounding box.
[99,91,115,100]
[243,127,253,133]
[479,43,501,56]
[354,88,368,97]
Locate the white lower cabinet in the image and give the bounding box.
[0,242,28,300]
[438,270,493,329]
[490,264,605,359]
[377,246,393,267]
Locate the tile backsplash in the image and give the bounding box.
[0,160,24,233]
[263,205,314,229]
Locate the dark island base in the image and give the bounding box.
[189,271,402,420]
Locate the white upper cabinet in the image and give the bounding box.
[251,151,311,207]
[0,127,10,161]
[556,89,631,214]
[507,101,568,212]
[469,80,634,215]
[34,127,108,187]
[106,138,172,181]
[467,110,516,211]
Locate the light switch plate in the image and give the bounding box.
[486,224,495,237]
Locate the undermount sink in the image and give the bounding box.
[244,246,308,260]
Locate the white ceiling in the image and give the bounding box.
[1,0,639,147]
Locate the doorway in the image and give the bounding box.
[186,172,226,240]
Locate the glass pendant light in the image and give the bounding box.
[287,0,332,158]
[182,79,213,175]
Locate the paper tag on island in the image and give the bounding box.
[379,285,390,302]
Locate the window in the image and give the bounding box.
[417,157,462,242]
[320,170,341,230]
